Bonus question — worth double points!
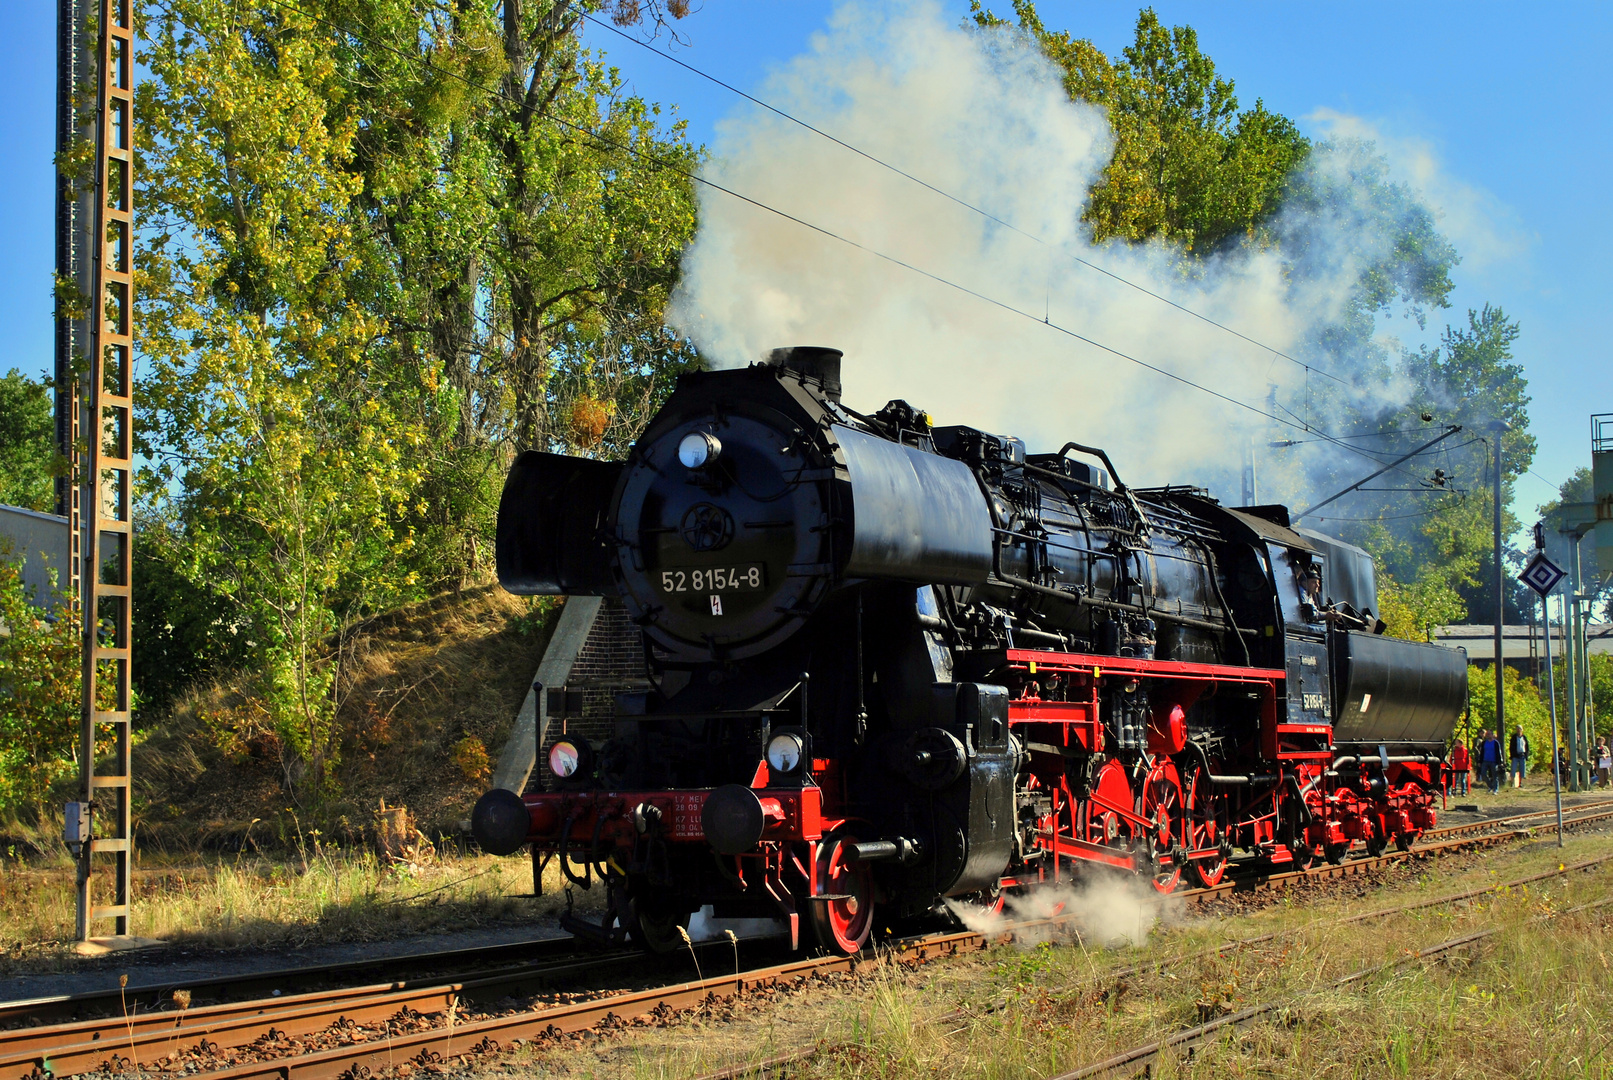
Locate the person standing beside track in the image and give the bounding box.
[1450,737,1471,796]
[1596,740,1611,788]
[1509,726,1531,789]
[1479,730,1504,794]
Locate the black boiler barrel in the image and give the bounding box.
[834,425,994,585]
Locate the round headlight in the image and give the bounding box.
[678,431,721,469]
[549,739,584,779]
[766,732,805,773]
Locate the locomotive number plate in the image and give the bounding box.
[660,564,766,594]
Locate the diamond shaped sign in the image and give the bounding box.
[1520,551,1566,598]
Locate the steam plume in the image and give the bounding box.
[667,1,1447,497]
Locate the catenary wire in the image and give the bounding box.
[249,0,1451,481]
[577,8,1364,391]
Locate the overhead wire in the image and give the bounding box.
[577,9,1361,392]
[252,0,1455,482]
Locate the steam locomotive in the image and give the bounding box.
[472,347,1467,954]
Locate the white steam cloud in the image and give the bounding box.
[946,870,1179,948]
[667,1,1470,497]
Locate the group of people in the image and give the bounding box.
[1449,728,1613,793]
[1448,727,1531,795]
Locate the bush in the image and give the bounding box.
[0,549,80,816]
[1468,664,1556,769]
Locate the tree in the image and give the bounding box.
[0,370,58,512]
[134,0,701,803]
[1467,664,1553,770]
[972,2,1309,252]
[138,0,437,800]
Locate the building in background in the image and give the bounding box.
[0,503,69,614]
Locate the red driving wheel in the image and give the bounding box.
[1186,767,1230,888]
[1138,760,1183,894]
[809,832,874,955]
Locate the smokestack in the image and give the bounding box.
[767,346,843,401]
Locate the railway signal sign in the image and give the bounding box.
[1520,551,1566,598]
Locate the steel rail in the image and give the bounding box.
[162,935,980,1080]
[0,949,656,1079]
[0,935,590,1028]
[1182,803,1613,904]
[1054,894,1613,1079]
[1425,796,1613,839]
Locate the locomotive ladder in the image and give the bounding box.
[60,0,136,941]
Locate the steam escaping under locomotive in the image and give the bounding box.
[472,347,1468,954]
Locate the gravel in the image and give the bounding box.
[0,916,571,1006]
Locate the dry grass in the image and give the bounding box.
[131,584,555,851]
[483,833,1613,1079]
[0,845,591,973]
[0,587,572,965]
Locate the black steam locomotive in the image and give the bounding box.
[472,347,1467,954]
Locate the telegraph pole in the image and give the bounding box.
[1489,420,1510,748]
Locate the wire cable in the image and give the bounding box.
[579,8,1361,391]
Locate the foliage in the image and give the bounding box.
[1467,664,1554,769]
[1374,569,1465,643]
[131,524,249,722]
[1543,653,1613,741]
[138,0,428,801]
[0,550,80,815]
[0,370,58,513]
[451,734,491,783]
[972,2,1309,253]
[133,0,699,806]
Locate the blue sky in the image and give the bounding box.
[2,0,1607,522]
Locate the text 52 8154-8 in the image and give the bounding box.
[660,564,764,594]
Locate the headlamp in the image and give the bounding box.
[548,737,591,781]
[678,431,721,469]
[766,731,805,773]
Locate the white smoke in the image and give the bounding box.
[946,869,1178,948]
[666,0,1460,497]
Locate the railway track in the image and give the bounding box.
[7,800,1610,1080]
[0,935,610,1029]
[1051,889,1613,1079]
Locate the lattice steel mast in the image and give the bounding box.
[58,0,135,942]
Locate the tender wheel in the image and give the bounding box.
[1286,843,1316,872]
[1394,830,1418,853]
[1323,841,1350,865]
[628,895,692,955]
[1364,827,1389,858]
[808,833,874,955]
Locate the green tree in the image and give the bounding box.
[972,2,1308,252]
[138,0,432,800]
[1374,568,1465,643]
[0,370,58,512]
[134,0,700,802]
[1467,664,1553,770]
